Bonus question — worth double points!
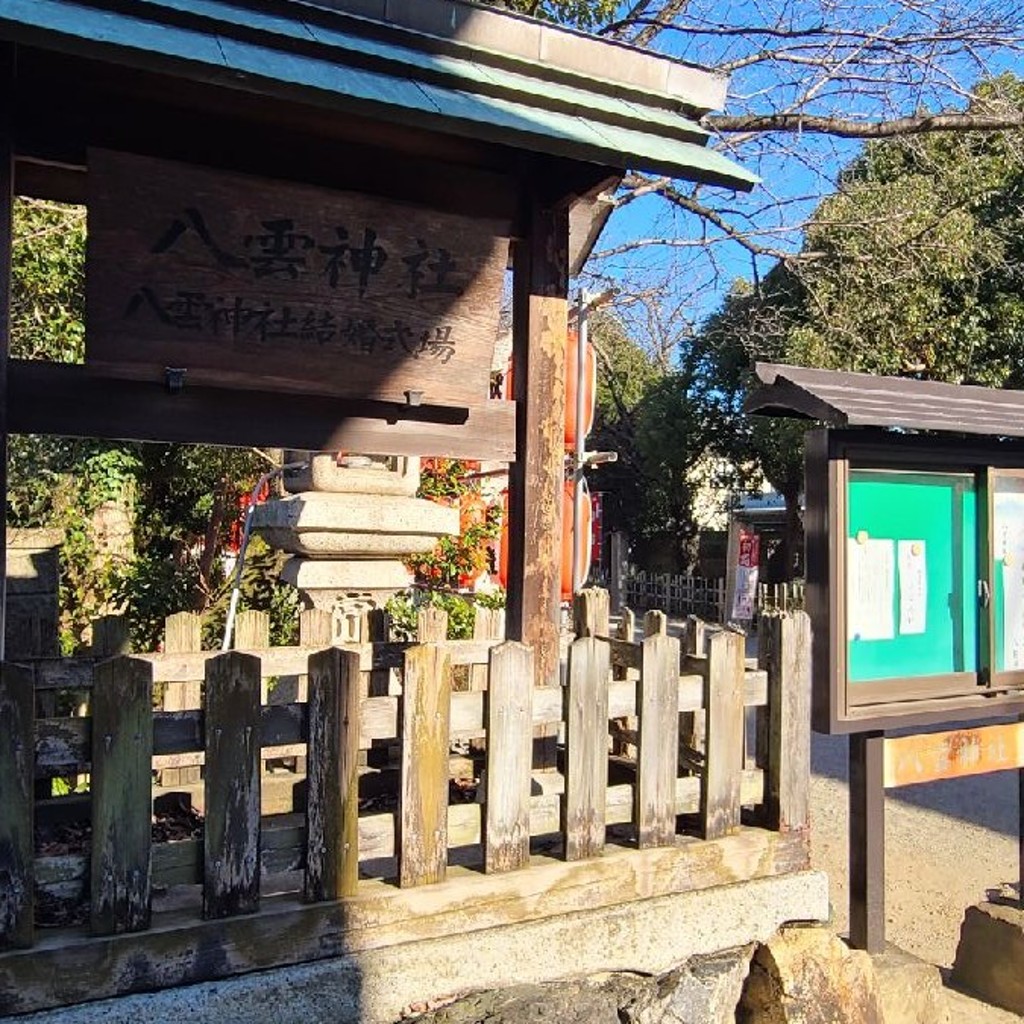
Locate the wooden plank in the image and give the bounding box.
[234,610,270,652]
[883,721,1024,788]
[762,612,811,830]
[161,611,203,786]
[849,731,885,953]
[636,633,680,848]
[563,637,610,860]
[32,670,771,776]
[90,657,154,935]
[684,615,705,656]
[2,829,808,1017]
[87,150,509,407]
[34,771,767,900]
[304,648,361,901]
[9,360,517,461]
[701,630,744,840]
[399,644,452,887]
[364,609,392,697]
[573,588,609,638]
[203,652,262,918]
[643,609,668,637]
[92,614,130,657]
[417,606,448,643]
[469,605,504,693]
[505,201,568,694]
[0,664,34,949]
[484,642,534,873]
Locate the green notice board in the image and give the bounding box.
[846,470,977,682]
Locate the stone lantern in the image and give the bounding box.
[252,452,458,642]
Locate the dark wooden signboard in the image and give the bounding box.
[86,149,510,406]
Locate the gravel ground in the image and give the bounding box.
[810,730,1023,1020]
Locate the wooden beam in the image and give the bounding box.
[7,360,516,461]
[506,199,568,689]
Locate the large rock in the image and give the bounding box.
[404,950,753,1024]
[871,947,950,1024]
[950,900,1024,1016]
[736,926,883,1024]
[623,947,753,1024]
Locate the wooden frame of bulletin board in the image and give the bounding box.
[805,428,1024,734]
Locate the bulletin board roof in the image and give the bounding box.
[0,0,757,188]
[745,362,1024,438]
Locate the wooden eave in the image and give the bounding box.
[0,0,757,190]
[745,362,1024,438]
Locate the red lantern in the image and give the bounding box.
[504,327,596,449]
[497,480,592,600]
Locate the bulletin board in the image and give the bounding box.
[805,429,1024,734]
[846,470,978,683]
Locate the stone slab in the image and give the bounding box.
[283,454,420,496]
[14,871,829,1024]
[950,900,1024,1017]
[872,946,950,1024]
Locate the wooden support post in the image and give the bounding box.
[304,648,361,901]
[399,643,451,887]
[484,641,534,873]
[849,731,886,953]
[563,636,610,860]
[0,48,12,664]
[609,532,627,615]
[761,612,811,832]
[616,608,635,646]
[298,608,334,774]
[0,663,34,948]
[573,587,609,639]
[203,652,262,918]
[700,630,744,840]
[90,657,154,935]
[161,611,203,786]
[506,200,568,696]
[636,632,680,848]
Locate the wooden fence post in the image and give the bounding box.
[203,652,262,918]
[90,656,154,935]
[484,641,534,873]
[0,663,35,949]
[636,632,680,848]
[563,636,610,860]
[470,605,505,692]
[417,606,448,643]
[304,648,361,901]
[365,608,392,697]
[759,611,811,832]
[161,611,202,787]
[701,629,744,840]
[643,609,667,637]
[399,643,451,887]
[573,587,609,639]
[92,614,130,658]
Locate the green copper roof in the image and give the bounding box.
[0,0,758,188]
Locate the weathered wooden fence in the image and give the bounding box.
[757,581,806,613]
[624,570,727,621]
[0,594,811,1016]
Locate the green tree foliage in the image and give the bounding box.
[699,76,1024,575]
[9,198,292,651]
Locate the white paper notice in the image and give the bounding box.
[731,565,759,621]
[995,490,1024,670]
[847,537,895,641]
[897,540,927,635]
